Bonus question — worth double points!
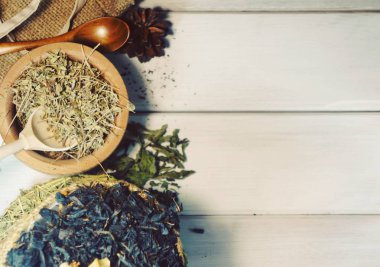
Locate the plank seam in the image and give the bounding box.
[134,111,380,114]
[180,214,380,217]
[158,11,380,14]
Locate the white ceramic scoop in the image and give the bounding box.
[0,108,75,160]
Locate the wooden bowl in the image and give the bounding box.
[0,42,129,175]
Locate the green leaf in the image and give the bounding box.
[149,181,160,187]
[115,156,135,172]
[128,172,151,188]
[139,150,157,176]
[158,166,176,173]
[181,140,189,160]
[95,123,195,190]
[171,183,180,188]
[146,124,168,143]
[169,129,180,147]
[161,181,170,190]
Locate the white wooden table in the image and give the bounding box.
[2,1,380,266]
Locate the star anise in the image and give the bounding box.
[121,7,171,62]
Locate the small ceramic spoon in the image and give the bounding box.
[0,108,75,160]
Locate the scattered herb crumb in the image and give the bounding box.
[121,62,179,104]
[189,228,205,234]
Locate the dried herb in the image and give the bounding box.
[121,7,171,62]
[99,123,195,190]
[189,228,204,234]
[11,50,132,159]
[0,175,112,242]
[7,183,184,267]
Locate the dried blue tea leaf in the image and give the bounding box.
[55,192,69,205]
[30,231,44,249]
[7,247,40,267]
[189,228,205,234]
[39,208,61,226]
[58,229,73,240]
[7,183,184,267]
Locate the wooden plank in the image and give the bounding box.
[181,215,380,267]
[142,0,380,11]
[132,113,380,215]
[3,113,380,215]
[107,12,380,111]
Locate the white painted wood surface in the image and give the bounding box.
[182,215,380,267]
[142,0,380,11]
[133,113,380,215]
[108,12,380,112]
[3,113,380,215]
[1,2,380,266]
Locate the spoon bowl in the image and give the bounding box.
[71,17,130,52]
[0,17,130,55]
[0,108,75,161]
[25,108,76,151]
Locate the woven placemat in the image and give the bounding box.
[0,174,185,266]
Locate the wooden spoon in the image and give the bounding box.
[0,17,130,55]
[0,108,76,161]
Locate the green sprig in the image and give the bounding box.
[98,123,195,190]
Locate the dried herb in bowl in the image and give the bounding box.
[11,50,128,160]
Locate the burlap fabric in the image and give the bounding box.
[0,0,134,81]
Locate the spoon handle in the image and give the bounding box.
[0,33,71,55]
[0,139,25,161]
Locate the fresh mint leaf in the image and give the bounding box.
[95,122,194,191]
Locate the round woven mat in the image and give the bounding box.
[0,176,185,266]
